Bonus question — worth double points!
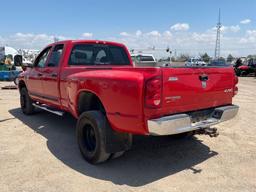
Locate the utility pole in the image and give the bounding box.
[214,8,221,59]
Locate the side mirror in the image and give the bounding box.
[14,55,22,66]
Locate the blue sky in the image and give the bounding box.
[0,0,256,56]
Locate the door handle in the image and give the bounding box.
[51,73,57,78]
[199,74,208,81]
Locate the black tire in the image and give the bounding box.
[20,87,35,115]
[240,71,247,77]
[76,111,111,164]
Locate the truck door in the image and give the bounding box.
[41,44,64,105]
[27,46,52,98]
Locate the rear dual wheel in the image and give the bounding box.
[76,111,125,164]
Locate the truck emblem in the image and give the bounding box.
[224,88,233,93]
[168,77,178,81]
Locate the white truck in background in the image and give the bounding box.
[185,58,207,66]
[131,53,157,67]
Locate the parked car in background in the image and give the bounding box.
[208,59,227,66]
[185,58,207,66]
[235,58,256,76]
[131,53,157,67]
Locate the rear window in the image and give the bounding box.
[69,44,130,66]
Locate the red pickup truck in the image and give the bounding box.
[18,40,239,164]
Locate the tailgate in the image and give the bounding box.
[161,67,235,115]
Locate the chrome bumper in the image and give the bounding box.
[148,105,239,136]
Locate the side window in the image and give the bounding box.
[109,46,130,64]
[69,44,93,65]
[47,44,64,67]
[34,47,51,68]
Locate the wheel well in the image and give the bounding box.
[18,80,26,91]
[77,91,106,116]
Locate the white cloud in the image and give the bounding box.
[163,31,173,39]
[0,33,71,50]
[1,26,256,58]
[192,32,216,43]
[211,25,240,33]
[146,30,161,37]
[82,32,93,38]
[229,25,240,32]
[247,30,256,36]
[136,30,142,37]
[170,23,190,31]
[111,27,256,57]
[240,19,251,24]
[239,30,256,43]
[120,32,130,36]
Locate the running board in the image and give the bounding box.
[32,103,64,116]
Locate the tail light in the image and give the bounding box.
[234,75,238,85]
[145,77,162,108]
[234,86,238,95]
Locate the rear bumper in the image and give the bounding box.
[147,105,239,136]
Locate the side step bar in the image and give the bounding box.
[32,103,65,116]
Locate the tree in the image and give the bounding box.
[200,53,210,63]
[227,54,234,63]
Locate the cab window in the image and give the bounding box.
[34,47,52,68]
[47,44,64,67]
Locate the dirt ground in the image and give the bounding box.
[0,77,255,192]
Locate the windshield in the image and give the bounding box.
[136,55,155,62]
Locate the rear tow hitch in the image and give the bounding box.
[195,127,219,137]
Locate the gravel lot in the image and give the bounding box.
[0,77,255,192]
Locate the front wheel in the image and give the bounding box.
[76,111,111,164]
[20,87,35,115]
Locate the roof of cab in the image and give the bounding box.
[49,40,126,47]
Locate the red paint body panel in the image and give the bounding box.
[19,40,238,135]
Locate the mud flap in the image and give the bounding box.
[104,121,132,154]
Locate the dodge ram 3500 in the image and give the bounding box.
[18,40,239,164]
